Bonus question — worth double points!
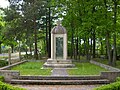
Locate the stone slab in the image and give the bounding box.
[51,68,68,76]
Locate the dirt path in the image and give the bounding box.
[15,85,101,90]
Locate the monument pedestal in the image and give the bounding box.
[43,59,75,68]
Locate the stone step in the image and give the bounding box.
[18,76,106,80]
[11,79,110,85]
[43,63,75,68]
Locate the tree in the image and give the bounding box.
[0,15,5,54]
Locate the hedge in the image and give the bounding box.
[94,82,120,90]
[0,60,8,67]
[116,77,120,82]
[0,76,4,82]
[0,81,26,90]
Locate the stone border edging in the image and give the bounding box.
[0,60,28,82]
[90,60,120,71]
[90,60,120,82]
[0,70,20,82]
[0,60,28,70]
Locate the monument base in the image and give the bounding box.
[43,58,75,68]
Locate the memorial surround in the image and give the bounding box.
[43,21,74,68]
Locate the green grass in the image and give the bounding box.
[12,62,52,75]
[93,58,108,65]
[115,61,120,69]
[11,61,108,76]
[68,62,108,75]
[93,58,120,69]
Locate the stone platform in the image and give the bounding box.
[10,75,110,85]
[43,59,75,68]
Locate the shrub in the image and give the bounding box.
[24,54,33,59]
[0,60,8,67]
[0,76,4,82]
[0,81,26,90]
[116,77,120,82]
[94,82,120,90]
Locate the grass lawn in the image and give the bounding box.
[93,58,108,65]
[68,62,108,75]
[12,62,52,75]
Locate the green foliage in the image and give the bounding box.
[68,62,108,75]
[116,77,120,82]
[0,76,4,82]
[24,54,33,59]
[12,62,52,75]
[0,81,26,90]
[0,60,8,67]
[0,0,120,63]
[94,82,120,90]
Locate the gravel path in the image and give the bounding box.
[51,68,68,76]
[15,85,101,90]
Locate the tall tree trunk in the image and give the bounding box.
[93,29,96,58]
[74,43,76,60]
[33,0,38,60]
[104,0,112,65]
[48,7,51,58]
[34,22,38,60]
[45,18,48,56]
[106,32,112,65]
[71,34,74,59]
[0,42,2,54]
[90,38,93,60]
[113,35,117,66]
[86,38,90,60]
[112,0,117,66]
[83,38,86,56]
[11,45,14,53]
[78,38,81,60]
[76,37,79,60]
[71,23,74,59]
[105,45,107,59]
[100,38,104,55]
[29,44,32,55]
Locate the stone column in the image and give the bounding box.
[51,34,54,59]
[64,34,67,60]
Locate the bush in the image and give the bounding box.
[24,54,33,59]
[0,81,26,90]
[0,76,4,82]
[116,77,120,82]
[0,60,8,67]
[94,82,120,90]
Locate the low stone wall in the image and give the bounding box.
[0,60,120,83]
[0,70,20,82]
[90,60,120,71]
[101,71,120,82]
[90,60,120,82]
[0,60,27,82]
[0,60,28,70]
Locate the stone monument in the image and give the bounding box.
[43,20,74,68]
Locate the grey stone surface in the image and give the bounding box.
[0,70,20,82]
[90,60,120,82]
[14,85,101,90]
[51,68,68,76]
[101,71,120,82]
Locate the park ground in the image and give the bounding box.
[15,85,101,90]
